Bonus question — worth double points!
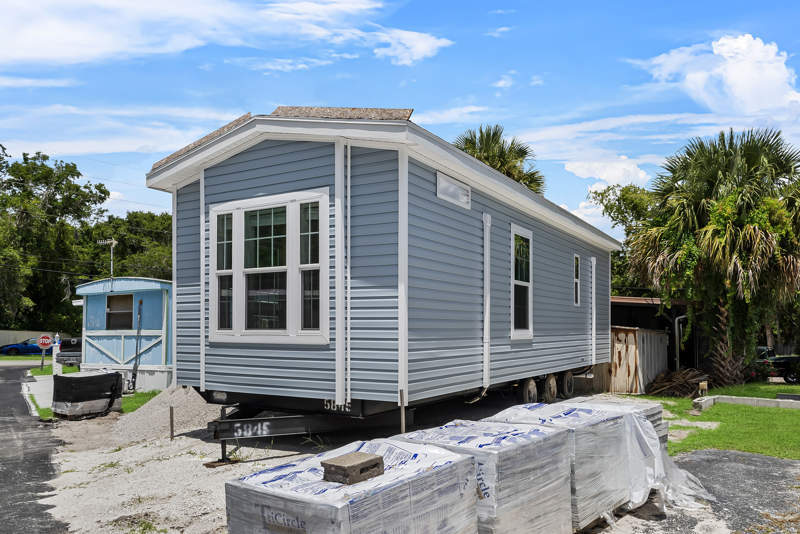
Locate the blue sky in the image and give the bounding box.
[3,1,800,239]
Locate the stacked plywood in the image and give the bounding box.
[395,419,572,534]
[226,439,477,534]
[485,404,629,530]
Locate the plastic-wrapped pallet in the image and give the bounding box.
[395,419,571,534]
[226,438,477,534]
[485,404,629,530]
[559,399,664,508]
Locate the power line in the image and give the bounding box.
[6,208,172,236]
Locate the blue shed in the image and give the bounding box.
[76,277,172,390]
[146,107,621,414]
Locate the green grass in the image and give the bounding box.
[28,394,53,420]
[0,355,52,361]
[707,382,800,399]
[640,392,800,459]
[29,364,79,376]
[122,390,160,413]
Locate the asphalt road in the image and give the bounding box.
[0,366,67,533]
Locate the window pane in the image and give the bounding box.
[574,281,580,305]
[514,235,530,282]
[218,275,233,330]
[216,214,232,270]
[300,202,319,265]
[302,269,320,330]
[246,272,287,330]
[514,284,529,330]
[106,295,133,329]
[574,256,580,280]
[245,207,287,268]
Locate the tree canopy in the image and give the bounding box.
[623,129,800,382]
[454,124,545,193]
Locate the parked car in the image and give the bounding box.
[770,355,800,384]
[56,337,82,367]
[0,338,53,356]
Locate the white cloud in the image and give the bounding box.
[227,57,334,72]
[485,27,512,38]
[630,34,800,115]
[0,1,450,67]
[492,72,515,88]
[489,9,516,14]
[570,200,606,226]
[0,76,78,88]
[529,75,544,86]
[565,155,649,187]
[413,105,489,125]
[372,29,452,66]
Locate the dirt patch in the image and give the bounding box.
[671,419,720,430]
[54,411,121,451]
[669,429,695,442]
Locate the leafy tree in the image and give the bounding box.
[454,124,545,193]
[0,147,109,332]
[627,129,800,384]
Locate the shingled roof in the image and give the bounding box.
[150,112,252,172]
[270,106,413,121]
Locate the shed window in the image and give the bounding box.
[510,224,533,339]
[106,294,133,329]
[209,189,329,344]
[573,254,581,306]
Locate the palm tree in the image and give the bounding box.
[628,129,800,384]
[454,124,545,193]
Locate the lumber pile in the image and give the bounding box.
[646,368,709,398]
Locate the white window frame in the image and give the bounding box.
[436,171,471,210]
[208,188,330,344]
[573,253,581,307]
[510,223,533,340]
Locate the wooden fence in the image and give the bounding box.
[594,326,669,394]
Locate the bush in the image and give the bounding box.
[743,359,778,382]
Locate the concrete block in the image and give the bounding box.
[321,451,384,484]
[692,396,716,411]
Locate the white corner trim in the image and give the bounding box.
[199,172,206,391]
[161,288,168,365]
[345,142,352,403]
[509,223,533,341]
[398,147,409,406]
[591,256,597,365]
[482,213,492,388]
[334,138,346,406]
[171,191,177,386]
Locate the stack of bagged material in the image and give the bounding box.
[226,439,477,534]
[570,395,669,447]
[395,419,572,534]
[486,404,629,530]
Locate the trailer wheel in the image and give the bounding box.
[519,377,538,404]
[560,371,574,399]
[542,374,558,403]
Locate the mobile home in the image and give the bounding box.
[146,107,620,414]
[76,277,172,390]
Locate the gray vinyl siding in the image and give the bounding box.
[407,158,610,401]
[175,181,201,386]
[408,160,483,400]
[202,140,337,399]
[347,147,399,402]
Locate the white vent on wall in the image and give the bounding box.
[437,171,471,209]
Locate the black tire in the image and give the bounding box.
[519,377,538,404]
[6,348,19,356]
[560,371,575,399]
[542,374,558,403]
[785,367,799,384]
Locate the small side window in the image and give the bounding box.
[106,294,133,329]
[573,254,581,306]
[437,172,471,209]
[511,224,533,339]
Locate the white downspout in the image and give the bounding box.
[171,191,177,387]
[199,173,206,392]
[482,213,492,388]
[334,139,346,406]
[591,256,596,366]
[346,143,352,403]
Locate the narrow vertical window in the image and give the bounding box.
[218,275,233,329]
[511,225,532,339]
[216,213,233,329]
[216,213,232,270]
[300,202,320,330]
[573,254,581,306]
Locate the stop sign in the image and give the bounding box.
[37,334,53,350]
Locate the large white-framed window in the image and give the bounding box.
[510,223,533,340]
[209,188,330,344]
[573,254,581,306]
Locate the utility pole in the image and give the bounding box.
[97,238,118,277]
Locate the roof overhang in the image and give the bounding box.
[76,277,172,296]
[146,115,622,252]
